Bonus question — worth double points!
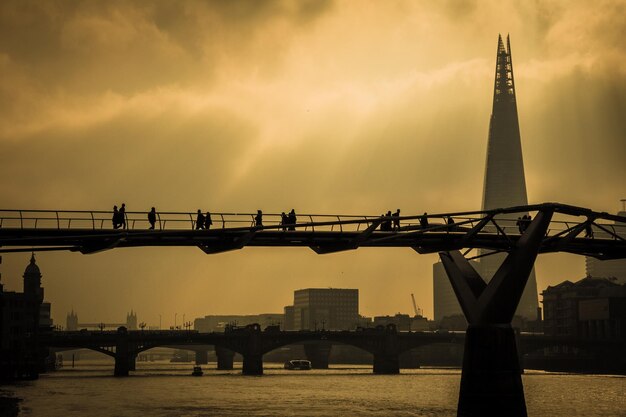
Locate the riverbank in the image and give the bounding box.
[0,391,20,417]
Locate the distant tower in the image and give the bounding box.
[126,310,137,330]
[66,310,78,331]
[432,35,539,321]
[22,253,45,341]
[23,253,44,304]
[479,35,539,320]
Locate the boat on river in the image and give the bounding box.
[284,360,312,370]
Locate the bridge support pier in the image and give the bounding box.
[373,353,400,374]
[372,324,400,374]
[215,346,235,370]
[439,208,553,417]
[242,354,263,376]
[195,350,209,365]
[304,342,332,369]
[241,324,263,375]
[114,327,131,377]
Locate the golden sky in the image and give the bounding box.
[1,0,624,327]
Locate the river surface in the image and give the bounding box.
[4,360,626,417]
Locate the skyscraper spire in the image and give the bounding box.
[480,35,538,320]
[482,34,528,211]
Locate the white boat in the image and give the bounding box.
[284,360,312,370]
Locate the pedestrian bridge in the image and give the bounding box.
[0,202,624,259]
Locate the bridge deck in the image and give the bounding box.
[1,203,624,259]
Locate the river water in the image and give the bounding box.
[5,361,626,417]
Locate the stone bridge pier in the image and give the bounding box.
[215,346,235,370]
[241,325,263,375]
[113,327,135,377]
[194,350,208,365]
[303,341,332,369]
[372,325,400,374]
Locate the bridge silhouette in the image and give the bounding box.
[44,325,624,378]
[3,202,625,417]
[1,202,624,257]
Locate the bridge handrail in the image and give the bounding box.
[0,204,624,241]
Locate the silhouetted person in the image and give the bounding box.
[585,222,594,238]
[420,212,429,228]
[148,207,157,230]
[382,210,392,231]
[393,209,400,231]
[281,212,288,231]
[520,214,531,232]
[288,209,297,231]
[447,216,455,225]
[112,206,120,229]
[255,210,263,228]
[204,212,212,230]
[195,209,205,230]
[119,203,127,229]
[516,216,523,234]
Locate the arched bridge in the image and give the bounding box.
[40,325,625,377]
[42,325,465,376]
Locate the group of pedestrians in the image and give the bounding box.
[112,204,127,229]
[195,210,213,230]
[280,209,297,231]
[380,209,401,231]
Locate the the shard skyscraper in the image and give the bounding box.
[479,34,539,320]
[433,35,539,322]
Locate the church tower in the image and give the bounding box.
[480,35,539,320]
[23,253,44,304]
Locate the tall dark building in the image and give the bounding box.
[433,35,539,321]
[0,254,51,379]
[479,35,539,320]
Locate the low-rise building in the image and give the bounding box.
[542,276,626,338]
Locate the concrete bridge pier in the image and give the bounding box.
[439,209,553,417]
[241,324,263,375]
[242,353,263,376]
[215,346,235,370]
[195,350,209,365]
[113,327,130,377]
[373,353,400,374]
[304,342,332,369]
[372,324,400,374]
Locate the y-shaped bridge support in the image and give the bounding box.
[439,208,553,417]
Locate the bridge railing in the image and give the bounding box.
[0,207,624,240]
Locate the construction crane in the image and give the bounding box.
[410,293,422,317]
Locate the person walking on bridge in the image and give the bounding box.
[148,207,157,230]
[119,203,127,229]
[195,209,205,230]
[393,209,401,231]
[112,206,119,229]
[288,209,297,231]
[420,212,429,228]
[204,212,213,230]
[255,210,263,228]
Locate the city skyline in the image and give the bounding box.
[0,1,624,327]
